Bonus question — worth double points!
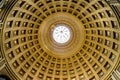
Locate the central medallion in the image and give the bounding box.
[39,13,84,56]
[52,24,71,44]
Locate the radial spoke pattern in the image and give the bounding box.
[53,24,71,44]
[1,0,120,80]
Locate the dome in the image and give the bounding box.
[0,0,120,80]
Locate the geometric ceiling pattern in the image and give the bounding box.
[0,0,120,80]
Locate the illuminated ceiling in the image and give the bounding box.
[0,0,120,80]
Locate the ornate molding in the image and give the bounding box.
[0,59,5,71]
[106,0,120,5]
[109,63,120,80]
[0,20,3,26]
[0,28,2,61]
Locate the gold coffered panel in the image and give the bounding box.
[0,0,120,80]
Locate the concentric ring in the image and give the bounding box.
[1,0,120,80]
[39,13,85,56]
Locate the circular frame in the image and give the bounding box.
[52,23,71,44]
[39,13,85,57]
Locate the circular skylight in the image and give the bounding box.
[52,24,71,44]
